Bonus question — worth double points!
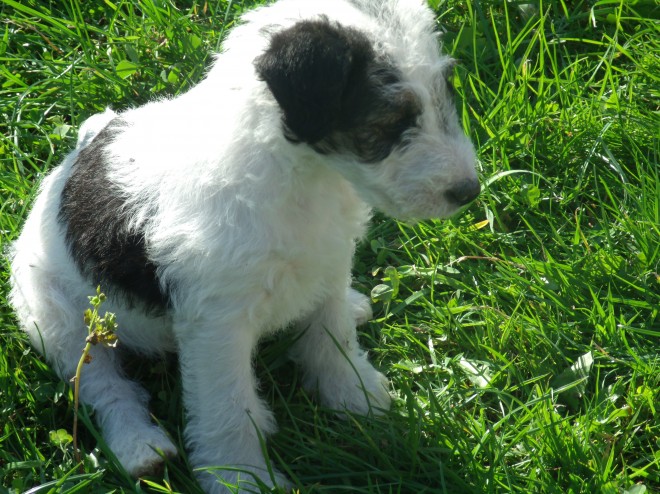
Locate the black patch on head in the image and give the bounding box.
[255,19,422,162]
[59,118,170,312]
[321,64,422,163]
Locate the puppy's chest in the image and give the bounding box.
[250,255,344,331]
[249,204,364,328]
[263,225,355,296]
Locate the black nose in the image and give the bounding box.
[446,178,481,206]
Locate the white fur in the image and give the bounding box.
[9,0,478,492]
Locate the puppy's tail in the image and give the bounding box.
[76,108,118,149]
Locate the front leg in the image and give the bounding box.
[291,287,391,415]
[174,315,288,494]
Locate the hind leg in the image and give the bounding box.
[11,273,176,476]
[76,346,177,476]
[34,313,176,475]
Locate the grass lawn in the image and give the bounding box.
[1,0,658,493]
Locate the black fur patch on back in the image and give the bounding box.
[255,19,422,163]
[59,118,170,312]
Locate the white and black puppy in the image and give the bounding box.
[9,0,479,492]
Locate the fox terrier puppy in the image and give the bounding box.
[9,0,480,491]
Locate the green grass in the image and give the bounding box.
[1,0,658,492]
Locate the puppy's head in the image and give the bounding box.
[255,16,479,221]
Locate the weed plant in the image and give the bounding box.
[1,0,658,493]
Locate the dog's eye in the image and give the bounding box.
[391,113,418,137]
[390,90,422,134]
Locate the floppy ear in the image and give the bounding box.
[254,19,374,144]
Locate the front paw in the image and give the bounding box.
[318,353,392,416]
[347,288,373,326]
